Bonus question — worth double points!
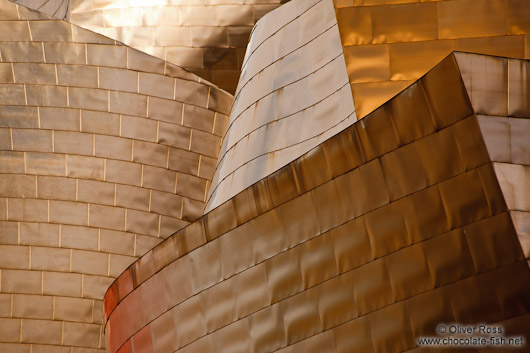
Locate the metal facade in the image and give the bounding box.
[0,0,529,352]
[10,0,70,20]
[103,52,530,353]
[335,0,530,118]
[0,1,232,351]
[67,0,287,94]
[205,0,356,212]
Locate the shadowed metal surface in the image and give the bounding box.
[102,52,530,353]
[10,0,70,19]
[0,0,232,351]
[67,0,288,94]
[205,0,356,212]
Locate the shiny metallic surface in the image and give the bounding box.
[0,0,232,351]
[66,0,287,94]
[3,0,530,351]
[102,51,530,353]
[335,0,530,118]
[205,0,356,211]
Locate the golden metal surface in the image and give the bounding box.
[335,0,530,118]
[205,0,356,211]
[0,0,233,351]
[102,52,530,353]
[3,0,530,351]
[65,0,287,94]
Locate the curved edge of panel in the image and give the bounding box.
[204,0,356,212]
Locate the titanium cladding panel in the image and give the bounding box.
[205,0,356,212]
[67,0,288,94]
[103,52,530,353]
[0,0,233,351]
[334,0,530,118]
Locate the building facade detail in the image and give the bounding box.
[0,0,529,352]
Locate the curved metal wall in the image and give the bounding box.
[0,1,232,351]
[67,0,288,94]
[205,0,356,211]
[103,52,530,353]
[335,0,530,118]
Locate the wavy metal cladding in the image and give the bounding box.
[0,1,232,351]
[334,0,530,119]
[103,52,530,353]
[66,0,288,94]
[205,0,356,212]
